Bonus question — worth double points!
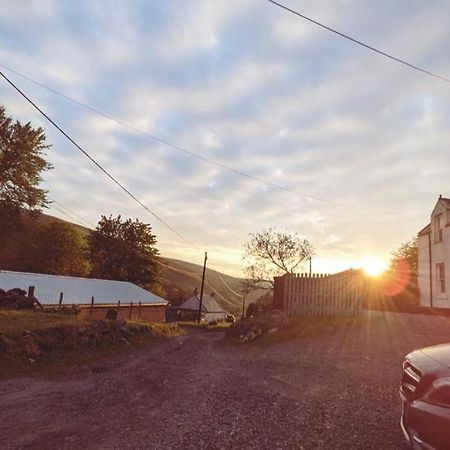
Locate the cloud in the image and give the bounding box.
[1,0,450,276]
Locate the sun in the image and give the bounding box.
[362,259,388,277]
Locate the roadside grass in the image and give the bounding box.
[127,320,182,337]
[0,333,157,380]
[225,314,380,347]
[0,310,183,380]
[177,320,231,331]
[269,315,368,342]
[0,309,89,336]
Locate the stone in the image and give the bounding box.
[105,308,118,320]
[21,334,42,358]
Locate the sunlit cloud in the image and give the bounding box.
[1,0,450,276]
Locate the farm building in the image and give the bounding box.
[0,270,167,322]
[418,195,450,309]
[178,289,227,323]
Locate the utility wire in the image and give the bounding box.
[0,70,199,249]
[52,198,245,298]
[267,0,450,84]
[0,64,403,216]
[52,200,96,229]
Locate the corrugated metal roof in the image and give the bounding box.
[0,270,167,306]
[178,293,225,313]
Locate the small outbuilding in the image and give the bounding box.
[0,270,167,322]
[178,289,227,323]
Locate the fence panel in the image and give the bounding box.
[275,270,364,317]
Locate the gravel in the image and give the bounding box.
[2,310,450,449]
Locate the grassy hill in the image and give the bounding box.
[0,210,265,315]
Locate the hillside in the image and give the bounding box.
[0,210,265,315]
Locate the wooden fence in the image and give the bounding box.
[274,270,365,317]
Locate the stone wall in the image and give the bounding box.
[78,304,166,322]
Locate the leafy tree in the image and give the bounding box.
[243,227,314,289]
[89,215,160,288]
[31,222,90,276]
[390,237,418,287]
[0,105,52,215]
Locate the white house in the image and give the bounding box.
[178,289,227,323]
[418,195,450,309]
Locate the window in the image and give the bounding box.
[435,214,443,243]
[437,263,446,295]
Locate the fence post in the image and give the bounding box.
[59,292,63,309]
[129,301,133,320]
[90,296,94,318]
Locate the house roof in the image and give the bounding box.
[440,197,450,209]
[0,270,167,306]
[178,293,226,314]
[418,223,431,236]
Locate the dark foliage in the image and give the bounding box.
[89,215,160,288]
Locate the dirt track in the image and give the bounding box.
[3,310,450,449]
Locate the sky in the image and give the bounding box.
[1,0,450,277]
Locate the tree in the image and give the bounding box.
[390,237,418,287]
[31,222,90,276]
[0,105,52,215]
[89,215,160,288]
[243,228,314,289]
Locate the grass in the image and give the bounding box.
[265,314,386,344]
[0,309,89,336]
[0,310,183,380]
[177,320,232,331]
[225,315,375,348]
[127,320,182,337]
[0,333,157,380]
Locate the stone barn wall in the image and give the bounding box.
[78,304,167,322]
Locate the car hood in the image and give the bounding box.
[421,343,450,368]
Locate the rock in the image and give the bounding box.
[105,308,118,320]
[87,335,98,346]
[21,334,42,358]
[91,365,108,373]
[119,326,131,337]
[0,333,16,354]
[227,309,288,342]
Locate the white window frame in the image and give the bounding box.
[435,214,443,243]
[437,263,446,295]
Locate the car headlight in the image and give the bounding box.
[423,377,450,407]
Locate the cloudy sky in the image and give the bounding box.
[1,0,450,276]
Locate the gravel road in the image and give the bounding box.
[2,310,450,449]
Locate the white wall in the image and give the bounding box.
[427,200,450,308]
[418,233,431,307]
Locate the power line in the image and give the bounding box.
[0,70,199,249]
[267,0,450,84]
[51,200,96,229]
[0,64,404,216]
[50,198,245,298]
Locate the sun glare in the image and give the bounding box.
[362,259,388,277]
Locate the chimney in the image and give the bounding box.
[439,194,442,199]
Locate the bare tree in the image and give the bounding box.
[243,228,314,289]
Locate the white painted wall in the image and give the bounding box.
[418,233,430,307]
[419,199,450,309]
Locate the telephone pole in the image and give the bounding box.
[197,252,208,324]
